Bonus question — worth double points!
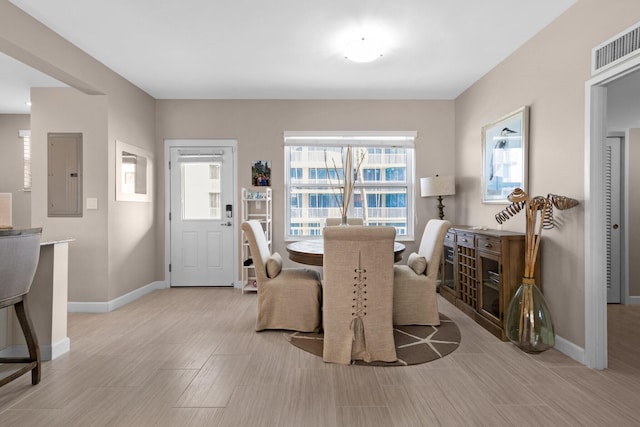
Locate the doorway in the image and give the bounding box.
[165,139,237,287]
[586,58,640,369]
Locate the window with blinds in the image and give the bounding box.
[19,130,31,191]
[283,131,416,240]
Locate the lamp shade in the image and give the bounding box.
[420,175,455,197]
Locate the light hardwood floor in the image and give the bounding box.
[0,288,638,426]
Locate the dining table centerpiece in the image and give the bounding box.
[494,188,579,353]
[325,146,366,225]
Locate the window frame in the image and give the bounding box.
[284,131,416,241]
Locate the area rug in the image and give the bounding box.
[287,313,460,366]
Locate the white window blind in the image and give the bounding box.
[19,130,31,191]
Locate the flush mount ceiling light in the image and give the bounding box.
[344,37,384,63]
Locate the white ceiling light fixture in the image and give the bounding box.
[344,37,384,63]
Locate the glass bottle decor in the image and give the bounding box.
[495,188,578,353]
[504,277,555,353]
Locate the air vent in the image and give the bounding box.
[592,22,640,75]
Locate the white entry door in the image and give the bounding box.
[169,144,235,286]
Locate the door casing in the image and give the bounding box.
[586,55,640,369]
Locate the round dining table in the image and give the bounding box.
[286,239,406,266]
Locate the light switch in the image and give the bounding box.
[86,197,98,210]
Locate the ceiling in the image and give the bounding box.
[2,0,576,114]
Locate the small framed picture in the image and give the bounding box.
[252,160,271,186]
[481,106,529,203]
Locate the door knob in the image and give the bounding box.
[221,221,232,226]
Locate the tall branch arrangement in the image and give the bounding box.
[325,146,366,218]
[495,188,579,278]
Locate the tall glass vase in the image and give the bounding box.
[504,278,555,353]
[340,214,348,226]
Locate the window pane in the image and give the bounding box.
[362,168,380,182]
[182,162,222,219]
[356,187,408,235]
[385,167,405,182]
[290,168,302,182]
[286,144,413,239]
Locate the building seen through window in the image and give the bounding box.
[284,132,415,240]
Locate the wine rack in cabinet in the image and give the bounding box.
[440,226,539,340]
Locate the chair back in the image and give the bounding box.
[323,225,397,364]
[417,220,452,279]
[325,217,364,226]
[241,220,271,284]
[0,228,42,303]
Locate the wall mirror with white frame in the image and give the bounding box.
[115,140,152,202]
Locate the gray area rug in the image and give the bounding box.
[288,313,460,366]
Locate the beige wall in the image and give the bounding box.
[1,2,158,303]
[155,100,455,269]
[454,0,640,347]
[106,82,158,301]
[30,87,110,302]
[0,114,30,228]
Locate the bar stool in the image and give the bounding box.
[0,228,42,386]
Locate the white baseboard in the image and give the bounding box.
[50,337,71,360]
[626,296,640,305]
[68,281,168,313]
[0,337,70,361]
[554,334,585,365]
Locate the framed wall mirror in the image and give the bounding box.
[116,140,153,202]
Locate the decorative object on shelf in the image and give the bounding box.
[420,175,455,220]
[482,106,529,204]
[325,146,366,225]
[495,188,579,353]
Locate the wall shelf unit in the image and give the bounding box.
[240,187,272,293]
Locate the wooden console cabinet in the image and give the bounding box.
[439,226,539,340]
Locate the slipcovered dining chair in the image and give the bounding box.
[393,219,451,326]
[325,217,364,226]
[323,225,397,364]
[0,227,42,386]
[241,220,322,333]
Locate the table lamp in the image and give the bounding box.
[420,175,455,220]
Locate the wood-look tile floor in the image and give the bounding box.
[0,288,639,426]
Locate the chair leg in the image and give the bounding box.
[14,297,41,385]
